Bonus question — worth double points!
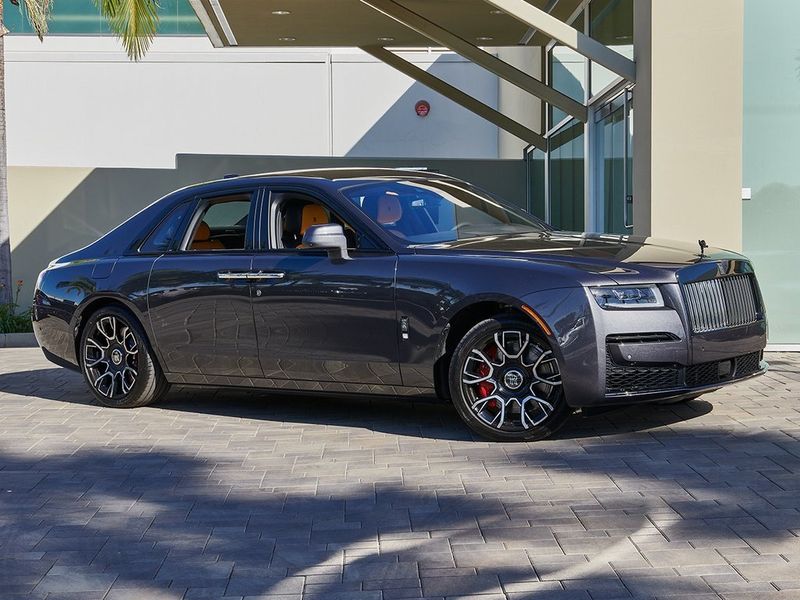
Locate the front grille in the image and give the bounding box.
[685,352,762,387]
[606,350,763,394]
[682,274,759,333]
[605,355,681,393]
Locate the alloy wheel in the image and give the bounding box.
[83,315,139,399]
[460,330,562,433]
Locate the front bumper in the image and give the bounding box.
[602,349,767,405]
[522,283,768,408]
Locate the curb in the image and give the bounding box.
[0,333,39,348]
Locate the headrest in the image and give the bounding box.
[377,194,402,225]
[301,204,329,234]
[195,221,211,242]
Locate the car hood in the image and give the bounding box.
[412,232,746,284]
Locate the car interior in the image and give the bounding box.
[274,194,360,250]
[188,194,251,251]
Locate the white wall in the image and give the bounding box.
[6,36,500,168]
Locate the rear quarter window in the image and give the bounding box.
[140,203,192,253]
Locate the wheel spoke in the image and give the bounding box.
[532,351,562,386]
[96,317,117,343]
[494,330,529,360]
[85,356,108,369]
[121,367,138,394]
[462,349,495,384]
[93,371,114,397]
[520,395,554,429]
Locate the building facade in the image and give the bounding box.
[3,0,797,347]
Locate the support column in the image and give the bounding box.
[496,46,543,159]
[633,0,744,250]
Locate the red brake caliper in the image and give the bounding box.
[476,344,497,410]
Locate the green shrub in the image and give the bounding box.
[0,280,33,334]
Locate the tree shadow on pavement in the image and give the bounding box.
[0,422,797,599]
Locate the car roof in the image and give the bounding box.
[191,167,459,189]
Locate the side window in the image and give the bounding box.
[140,202,192,253]
[187,193,252,251]
[275,195,379,251]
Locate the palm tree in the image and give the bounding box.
[0,0,159,304]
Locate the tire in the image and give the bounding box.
[448,317,571,442]
[79,305,169,408]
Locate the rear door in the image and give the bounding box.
[249,187,402,387]
[147,188,262,378]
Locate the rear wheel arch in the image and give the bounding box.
[73,297,156,368]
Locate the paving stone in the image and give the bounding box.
[0,349,797,599]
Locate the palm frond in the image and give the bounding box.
[22,0,53,41]
[95,0,159,61]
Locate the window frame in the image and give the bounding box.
[260,186,391,256]
[137,200,195,255]
[177,188,261,254]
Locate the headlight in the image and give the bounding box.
[590,285,664,309]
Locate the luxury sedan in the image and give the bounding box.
[33,168,768,441]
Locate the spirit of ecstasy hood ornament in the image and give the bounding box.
[698,239,708,258]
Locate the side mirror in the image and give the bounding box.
[302,223,351,260]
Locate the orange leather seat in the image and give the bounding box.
[190,222,225,250]
[377,194,403,225]
[300,204,329,234]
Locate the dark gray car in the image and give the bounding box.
[33,169,767,441]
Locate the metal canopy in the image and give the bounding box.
[189,0,634,146]
[192,0,585,48]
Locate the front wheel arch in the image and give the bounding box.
[434,301,555,401]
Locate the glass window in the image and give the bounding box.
[187,195,252,251]
[549,46,587,126]
[140,202,192,253]
[548,119,585,231]
[549,10,587,126]
[742,0,800,344]
[274,196,377,251]
[4,0,204,35]
[589,0,634,95]
[340,179,549,245]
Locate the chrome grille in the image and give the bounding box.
[683,274,759,333]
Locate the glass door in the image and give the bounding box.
[593,89,633,234]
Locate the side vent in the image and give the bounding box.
[606,333,679,344]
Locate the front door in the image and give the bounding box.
[250,190,401,386]
[148,189,261,378]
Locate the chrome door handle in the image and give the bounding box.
[218,272,251,280]
[247,271,285,280]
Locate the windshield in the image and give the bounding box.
[339,179,549,244]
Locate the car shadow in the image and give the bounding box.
[0,367,714,441]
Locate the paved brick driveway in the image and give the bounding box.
[0,348,798,600]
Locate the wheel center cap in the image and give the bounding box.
[110,348,123,366]
[503,369,524,390]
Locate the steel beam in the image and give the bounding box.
[360,0,586,122]
[484,0,636,81]
[361,46,547,150]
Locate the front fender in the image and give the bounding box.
[519,287,598,407]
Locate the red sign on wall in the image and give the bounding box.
[415,100,431,117]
